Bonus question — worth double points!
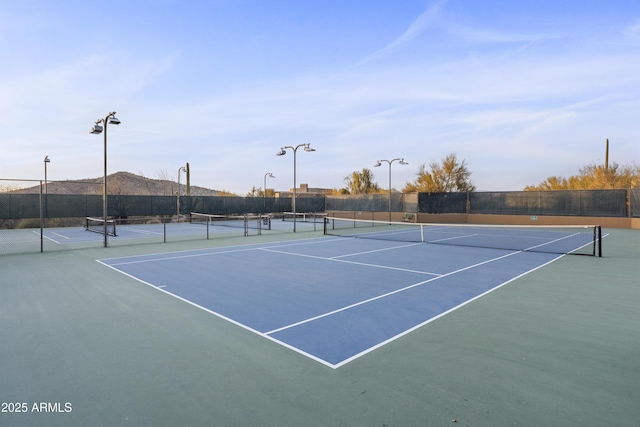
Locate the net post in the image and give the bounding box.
[39,180,44,253]
[206,216,210,240]
[597,225,602,257]
[262,214,271,231]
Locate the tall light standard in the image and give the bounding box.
[264,172,275,210]
[276,143,315,232]
[374,158,408,222]
[90,111,121,247]
[177,166,187,218]
[43,156,50,226]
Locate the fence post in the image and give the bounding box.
[39,181,44,252]
[466,191,470,214]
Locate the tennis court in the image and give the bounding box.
[1,223,638,426]
[99,234,572,368]
[0,213,323,254]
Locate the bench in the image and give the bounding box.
[402,213,414,222]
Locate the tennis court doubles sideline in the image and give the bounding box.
[99,236,566,368]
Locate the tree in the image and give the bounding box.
[403,153,476,193]
[343,168,380,194]
[246,186,261,197]
[0,183,19,193]
[246,187,275,197]
[524,162,640,190]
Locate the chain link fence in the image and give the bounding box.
[326,193,418,213]
[1,178,637,256]
[632,189,640,217]
[0,179,328,255]
[417,189,632,217]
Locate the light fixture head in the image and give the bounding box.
[400,159,408,165]
[44,156,50,163]
[374,161,382,167]
[90,123,103,134]
[276,148,286,156]
[304,146,315,152]
[108,116,121,125]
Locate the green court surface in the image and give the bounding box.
[1,228,638,427]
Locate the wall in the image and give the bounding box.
[326,211,639,229]
[416,213,639,229]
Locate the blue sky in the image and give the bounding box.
[1,0,639,194]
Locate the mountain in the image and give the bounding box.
[17,171,220,196]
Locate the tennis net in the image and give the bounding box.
[324,216,602,256]
[85,217,117,236]
[282,212,327,223]
[190,212,270,237]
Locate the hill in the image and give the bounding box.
[14,171,220,196]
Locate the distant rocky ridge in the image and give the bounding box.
[17,171,219,196]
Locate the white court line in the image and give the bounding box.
[330,241,422,259]
[258,247,441,276]
[264,250,522,335]
[525,232,580,251]
[101,236,335,266]
[96,258,338,369]
[333,253,566,368]
[430,233,478,243]
[32,230,62,244]
[98,237,569,369]
[102,235,401,266]
[105,246,263,266]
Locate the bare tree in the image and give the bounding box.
[156,169,175,196]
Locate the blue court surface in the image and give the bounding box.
[99,236,564,368]
[30,218,317,245]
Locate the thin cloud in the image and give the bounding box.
[625,19,640,43]
[442,23,566,46]
[356,0,449,66]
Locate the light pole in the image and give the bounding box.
[264,172,275,210]
[177,166,186,218]
[43,156,50,226]
[374,158,408,222]
[276,143,315,232]
[90,111,121,247]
